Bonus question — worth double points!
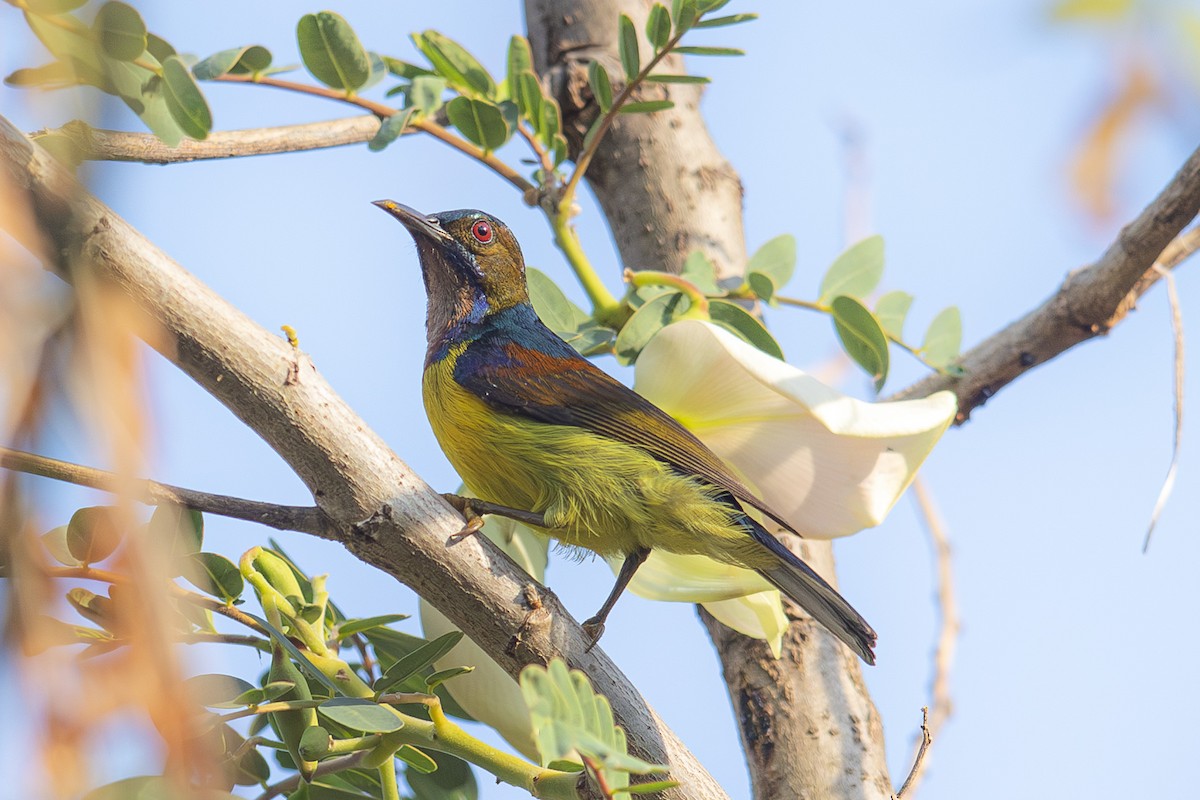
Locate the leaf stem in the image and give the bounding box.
[624,269,710,315]
[548,209,622,325]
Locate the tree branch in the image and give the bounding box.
[0,446,335,537]
[0,112,726,800]
[891,147,1200,417]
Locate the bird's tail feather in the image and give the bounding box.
[748,523,877,665]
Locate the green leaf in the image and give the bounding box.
[746,234,797,299]
[162,54,212,139]
[182,552,244,602]
[874,290,913,339]
[681,250,721,294]
[922,306,963,368]
[149,503,203,565]
[672,0,699,33]
[397,744,438,774]
[540,97,561,143]
[93,2,146,61]
[646,4,672,51]
[709,300,784,359]
[373,630,464,694]
[193,45,273,80]
[104,58,186,146]
[673,46,744,56]
[361,52,387,90]
[145,33,176,63]
[41,525,81,566]
[186,673,256,708]
[614,291,688,365]
[413,30,495,97]
[368,108,414,152]
[830,295,890,392]
[563,321,615,357]
[318,697,404,733]
[296,11,370,92]
[84,776,240,800]
[644,74,710,84]
[425,665,474,690]
[528,267,589,334]
[5,62,78,88]
[619,100,674,114]
[698,0,733,10]
[23,11,102,76]
[617,14,640,80]
[25,0,89,11]
[506,36,532,94]
[244,610,340,694]
[819,234,885,304]
[298,725,331,760]
[337,614,411,639]
[550,133,568,167]
[383,56,435,80]
[516,71,543,125]
[67,506,122,563]
[408,74,447,116]
[406,750,478,800]
[693,12,758,28]
[445,96,510,151]
[588,60,613,112]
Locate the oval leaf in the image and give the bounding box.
[922,306,963,368]
[425,665,474,690]
[42,525,82,566]
[368,108,414,152]
[618,14,640,80]
[93,1,146,62]
[709,300,784,359]
[672,0,699,32]
[318,697,404,733]
[588,60,613,112]
[374,630,464,694]
[162,54,212,140]
[874,290,913,339]
[830,295,890,391]
[445,96,509,151]
[619,100,674,114]
[183,552,244,602]
[646,4,672,51]
[614,291,688,365]
[397,744,438,774]
[747,234,796,289]
[67,506,123,563]
[297,11,370,92]
[187,673,256,708]
[149,503,204,563]
[819,234,885,304]
[336,614,411,639]
[528,266,589,334]
[413,30,494,97]
[506,36,533,95]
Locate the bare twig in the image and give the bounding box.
[0,446,336,538]
[1142,261,1185,552]
[891,151,1200,418]
[906,478,958,796]
[255,751,368,800]
[893,707,932,800]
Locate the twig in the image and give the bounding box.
[892,707,932,800]
[1142,261,1185,552]
[0,446,336,538]
[906,477,958,796]
[891,148,1200,418]
[255,751,368,800]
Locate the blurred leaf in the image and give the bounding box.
[614,291,688,365]
[23,11,102,76]
[337,614,411,639]
[588,60,613,112]
[187,673,257,708]
[93,2,146,61]
[644,74,709,84]
[697,0,732,10]
[672,0,699,33]
[368,108,414,152]
[361,51,387,90]
[41,525,81,566]
[149,503,203,564]
[84,777,240,800]
[646,4,672,51]
[67,506,122,563]
[5,62,78,88]
[506,35,532,94]
[182,552,244,602]
[516,71,542,125]
[922,306,963,368]
[406,750,478,800]
[221,725,271,785]
[693,12,757,27]
[528,267,590,333]
[830,295,890,391]
[620,100,674,114]
[67,588,116,631]
[521,659,668,782]
[162,54,212,139]
[397,745,438,774]
[318,697,404,733]
[550,132,568,167]
[25,0,88,11]
[383,56,435,80]
[681,250,720,294]
[874,290,913,340]
[103,58,187,146]
[425,665,473,690]
[145,33,176,63]
[408,74,447,116]
[818,234,884,303]
[373,630,464,694]
[746,234,796,301]
[1050,0,1133,20]
[297,11,370,92]
[446,96,509,150]
[709,300,784,359]
[362,626,430,671]
[673,46,743,56]
[540,97,561,143]
[618,14,640,80]
[413,30,494,97]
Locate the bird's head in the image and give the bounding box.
[373,201,529,321]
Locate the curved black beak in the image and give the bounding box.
[372,200,452,242]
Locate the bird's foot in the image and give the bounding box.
[441,493,485,541]
[581,616,606,652]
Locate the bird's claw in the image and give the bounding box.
[442,493,485,541]
[581,617,605,652]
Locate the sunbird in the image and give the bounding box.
[374,200,877,664]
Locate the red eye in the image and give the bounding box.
[471,220,493,243]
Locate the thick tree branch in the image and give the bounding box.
[0,112,725,800]
[0,445,335,537]
[37,117,383,164]
[892,147,1200,417]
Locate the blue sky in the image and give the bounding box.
[2,2,1198,798]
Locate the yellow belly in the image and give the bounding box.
[422,353,770,568]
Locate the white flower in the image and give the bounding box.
[617,319,958,651]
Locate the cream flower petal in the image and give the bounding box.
[616,550,772,603]
[634,319,957,538]
[701,592,788,658]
